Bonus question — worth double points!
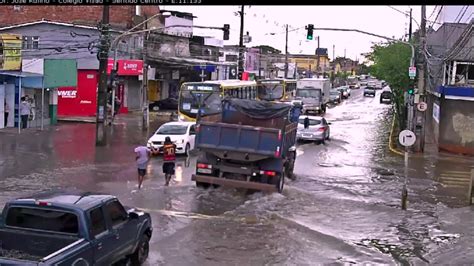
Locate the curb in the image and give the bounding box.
[388,115,404,156]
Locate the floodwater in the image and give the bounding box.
[0,88,473,265]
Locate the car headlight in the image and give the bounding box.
[178,114,185,121]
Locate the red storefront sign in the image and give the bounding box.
[107,59,143,76]
[58,70,98,117]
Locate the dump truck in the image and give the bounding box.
[191,98,298,193]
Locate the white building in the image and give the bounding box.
[433,6,473,29]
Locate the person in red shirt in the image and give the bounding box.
[162,137,177,186]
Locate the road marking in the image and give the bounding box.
[441,170,471,175]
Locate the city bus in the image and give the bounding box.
[178,80,258,122]
[256,79,297,102]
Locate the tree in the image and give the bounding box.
[366,42,411,130]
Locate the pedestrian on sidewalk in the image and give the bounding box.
[19,96,31,129]
[162,137,177,186]
[4,100,9,127]
[134,145,158,189]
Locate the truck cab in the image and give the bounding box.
[0,191,152,266]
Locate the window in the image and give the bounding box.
[22,36,40,50]
[89,207,107,237]
[225,54,238,62]
[105,200,128,227]
[189,125,196,135]
[6,207,79,234]
[298,118,321,126]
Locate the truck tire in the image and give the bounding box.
[285,152,296,181]
[276,173,285,193]
[130,234,150,266]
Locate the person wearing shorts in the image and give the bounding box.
[162,137,177,186]
[135,145,157,189]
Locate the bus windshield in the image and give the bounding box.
[257,81,284,101]
[179,84,222,119]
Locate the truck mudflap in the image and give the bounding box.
[192,174,277,192]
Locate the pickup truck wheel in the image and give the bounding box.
[131,235,150,266]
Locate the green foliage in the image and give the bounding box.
[366,42,411,128]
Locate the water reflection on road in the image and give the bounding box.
[0,88,473,265]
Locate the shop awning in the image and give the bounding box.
[0,70,44,89]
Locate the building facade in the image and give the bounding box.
[425,19,473,155]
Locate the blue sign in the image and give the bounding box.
[193,65,216,72]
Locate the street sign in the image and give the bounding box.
[417,101,427,112]
[399,130,416,147]
[409,66,416,79]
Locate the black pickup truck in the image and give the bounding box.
[0,191,152,266]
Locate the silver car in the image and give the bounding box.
[296,115,331,144]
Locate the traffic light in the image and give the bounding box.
[223,24,230,40]
[408,87,414,95]
[306,24,314,40]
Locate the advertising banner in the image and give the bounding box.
[0,34,22,71]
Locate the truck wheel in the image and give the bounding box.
[276,173,285,193]
[130,234,149,266]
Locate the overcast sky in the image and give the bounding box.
[161,5,436,63]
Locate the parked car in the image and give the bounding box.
[0,191,152,266]
[149,98,178,111]
[296,115,331,144]
[147,121,196,155]
[329,89,342,104]
[380,88,393,104]
[364,86,376,97]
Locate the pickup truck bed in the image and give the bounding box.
[0,228,80,259]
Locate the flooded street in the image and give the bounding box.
[1,88,473,265]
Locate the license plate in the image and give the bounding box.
[197,168,212,174]
[303,134,312,138]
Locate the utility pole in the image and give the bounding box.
[284,24,289,79]
[142,31,149,130]
[258,47,262,79]
[414,5,427,153]
[95,5,110,146]
[409,8,413,42]
[316,36,320,78]
[238,5,245,80]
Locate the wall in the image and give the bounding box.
[0,5,160,29]
[0,23,107,70]
[436,6,474,26]
[438,98,474,155]
[426,93,440,144]
[147,33,190,58]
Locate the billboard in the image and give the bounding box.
[0,34,22,71]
